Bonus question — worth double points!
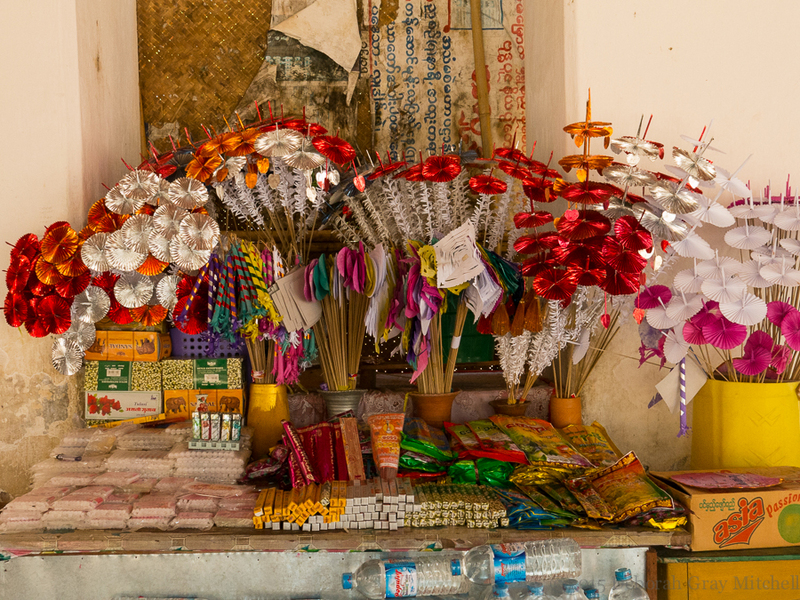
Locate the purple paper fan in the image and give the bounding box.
[635,285,672,309]
[767,300,798,328]
[732,346,772,376]
[781,310,800,351]
[683,320,708,345]
[702,316,747,350]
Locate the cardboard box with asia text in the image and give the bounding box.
[652,467,800,551]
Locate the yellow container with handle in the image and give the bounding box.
[691,379,800,469]
[247,383,290,460]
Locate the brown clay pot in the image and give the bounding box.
[489,399,529,417]
[550,395,582,428]
[409,390,460,429]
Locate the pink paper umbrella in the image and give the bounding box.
[703,316,747,350]
[771,344,791,373]
[745,330,775,352]
[781,310,800,351]
[732,346,772,376]
[635,285,672,309]
[692,300,721,327]
[683,320,708,345]
[767,300,799,327]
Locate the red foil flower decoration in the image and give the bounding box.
[533,267,579,301]
[37,294,72,334]
[422,155,461,182]
[312,135,356,165]
[470,174,508,195]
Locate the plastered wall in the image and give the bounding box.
[0,0,140,495]
[525,0,800,470]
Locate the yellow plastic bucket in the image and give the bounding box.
[691,380,800,469]
[246,383,290,460]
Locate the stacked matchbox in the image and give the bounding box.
[340,478,417,531]
[251,479,420,532]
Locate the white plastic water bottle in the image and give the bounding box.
[463,540,581,585]
[583,589,599,599]
[608,568,648,600]
[522,581,558,600]
[558,580,587,600]
[342,556,464,599]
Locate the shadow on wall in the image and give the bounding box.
[0,327,81,497]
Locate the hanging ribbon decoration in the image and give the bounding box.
[678,357,690,438]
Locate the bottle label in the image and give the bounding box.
[385,560,418,598]
[491,544,526,584]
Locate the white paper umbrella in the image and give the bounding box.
[696,256,743,279]
[701,276,747,303]
[719,293,768,326]
[774,207,800,231]
[672,232,716,259]
[646,305,680,330]
[738,259,774,288]
[680,134,724,154]
[714,164,752,199]
[673,266,705,294]
[689,194,735,227]
[724,223,773,250]
[760,259,800,287]
[663,327,690,363]
[780,238,800,256]
[666,292,704,321]
[754,203,780,224]
[751,243,793,264]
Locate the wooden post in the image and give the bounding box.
[470,0,493,158]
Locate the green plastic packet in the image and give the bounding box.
[448,458,514,488]
[514,482,578,519]
[401,417,454,463]
[399,451,446,473]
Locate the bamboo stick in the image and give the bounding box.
[443,297,469,393]
[469,0,493,157]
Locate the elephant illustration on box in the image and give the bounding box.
[136,338,156,356]
[165,395,187,414]
[218,395,240,412]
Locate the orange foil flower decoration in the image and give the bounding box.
[186,153,223,183]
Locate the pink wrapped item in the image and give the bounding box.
[169,511,215,530]
[0,511,44,532]
[218,492,260,511]
[131,496,176,518]
[176,494,219,512]
[180,482,255,498]
[128,515,171,530]
[154,477,197,493]
[121,478,158,493]
[93,471,141,487]
[52,493,104,511]
[42,473,97,488]
[214,509,255,528]
[106,492,141,504]
[42,510,86,530]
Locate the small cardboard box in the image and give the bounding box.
[217,389,244,414]
[164,389,190,419]
[161,358,244,389]
[101,331,171,362]
[189,389,218,414]
[652,467,800,551]
[84,331,108,361]
[84,361,162,392]
[85,390,162,420]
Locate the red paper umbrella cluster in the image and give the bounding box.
[422,155,461,182]
[470,174,508,195]
[4,223,94,334]
[312,135,356,166]
[172,277,209,335]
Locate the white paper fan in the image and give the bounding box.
[673,266,705,294]
[646,305,680,330]
[679,134,724,154]
[751,244,793,264]
[738,259,774,288]
[671,232,715,259]
[663,327,690,364]
[572,328,591,364]
[696,256,743,279]
[714,165,751,198]
[723,224,773,250]
[719,293,768,326]
[773,207,800,231]
[755,203,780,224]
[665,292,704,321]
[760,259,800,287]
[689,195,735,227]
[780,238,800,256]
[701,276,747,303]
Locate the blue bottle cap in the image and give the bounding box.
[562,579,579,593]
[451,559,462,576]
[342,573,353,590]
[528,582,544,596]
[493,583,509,598]
[615,568,632,582]
[584,588,599,599]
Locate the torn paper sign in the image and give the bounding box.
[433,222,484,289]
[269,268,322,332]
[273,0,362,73]
[655,358,707,414]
